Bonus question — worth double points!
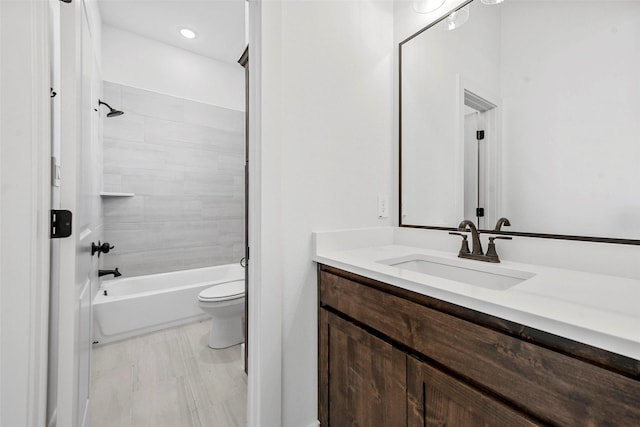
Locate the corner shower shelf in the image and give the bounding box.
[99,192,135,197]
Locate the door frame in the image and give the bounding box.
[0,1,52,426]
[238,45,249,374]
[56,0,82,423]
[56,1,102,425]
[246,0,284,425]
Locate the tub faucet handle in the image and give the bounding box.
[92,241,115,257]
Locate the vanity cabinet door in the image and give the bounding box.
[407,356,540,427]
[319,309,407,427]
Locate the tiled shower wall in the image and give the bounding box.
[101,82,244,277]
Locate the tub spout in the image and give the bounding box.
[98,268,121,278]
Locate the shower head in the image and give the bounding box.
[98,99,124,117]
[107,109,124,118]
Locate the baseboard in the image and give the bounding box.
[306,421,320,427]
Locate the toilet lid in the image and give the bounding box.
[198,280,245,302]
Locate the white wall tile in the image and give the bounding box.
[120,170,184,196]
[103,112,145,142]
[121,85,184,122]
[103,174,122,193]
[102,83,245,277]
[103,197,145,222]
[183,100,244,132]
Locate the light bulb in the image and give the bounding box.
[437,5,470,31]
[412,0,446,14]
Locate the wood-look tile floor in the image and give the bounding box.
[89,320,246,427]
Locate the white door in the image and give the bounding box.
[56,1,100,426]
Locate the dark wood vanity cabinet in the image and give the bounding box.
[407,356,539,427]
[319,309,406,426]
[318,264,640,427]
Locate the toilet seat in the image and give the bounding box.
[198,280,244,302]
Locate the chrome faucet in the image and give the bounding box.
[458,220,483,257]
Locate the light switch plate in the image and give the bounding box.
[377,194,389,218]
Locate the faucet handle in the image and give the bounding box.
[486,236,512,262]
[449,232,471,255]
[92,241,115,257]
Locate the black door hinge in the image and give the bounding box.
[51,210,72,238]
[476,130,485,141]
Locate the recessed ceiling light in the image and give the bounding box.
[179,28,197,39]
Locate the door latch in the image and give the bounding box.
[51,210,72,238]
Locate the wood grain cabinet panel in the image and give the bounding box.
[319,309,407,427]
[318,265,640,427]
[407,356,540,427]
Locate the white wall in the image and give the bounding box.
[258,1,395,425]
[0,1,51,426]
[101,25,244,111]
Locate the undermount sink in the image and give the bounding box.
[378,254,535,290]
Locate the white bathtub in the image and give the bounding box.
[93,264,244,345]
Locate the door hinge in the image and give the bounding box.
[51,210,72,238]
[476,130,485,141]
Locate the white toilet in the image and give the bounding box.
[198,280,245,349]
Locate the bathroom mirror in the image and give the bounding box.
[400,0,640,243]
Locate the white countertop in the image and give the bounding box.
[312,228,640,360]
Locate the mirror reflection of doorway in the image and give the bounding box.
[463,90,496,229]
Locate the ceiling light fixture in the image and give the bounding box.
[179,28,197,39]
[412,0,446,14]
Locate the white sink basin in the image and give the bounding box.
[378,254,535,290]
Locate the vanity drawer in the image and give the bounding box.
[319,267,640,426]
